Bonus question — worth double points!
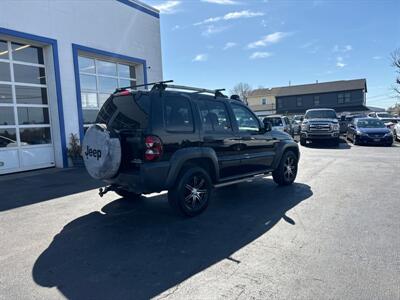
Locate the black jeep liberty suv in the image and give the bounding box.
[82,81,300,216]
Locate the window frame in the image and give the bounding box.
[296,97,302,107]
[197,99,233,134]
[313,95,320,106]
[163,95,195,133]
[78,55,138,128]
[0,39,52,149]
[231,103,261,133]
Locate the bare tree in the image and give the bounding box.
[230,82,252,105]
[391,49,400,96]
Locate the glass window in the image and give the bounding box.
[164,96,193,132]
[78,56,95,74]
[81,92,98,108]
[0,84,12,103]
[338,93,344,104]
[345,92,351,103]
[83,109,99,125]
[15,86,48,105]
[80,74,97,91]
[277,100,283,108]
[13,64,46,84]
[198,100,231,132]
[262,98,266,105]
[0,128,17,148]
[98,93,110,108]
[118,64,136,78]
[98,76,118,93]
[0,40,8,60]
[11,42,44,64]
[18,107,50,125]
[119,79,136,88]
[296,97,302,107]
[19,127,51,145]
[0,61,11,81]
[314,95,320,106]
[232,104,260,132]
[266,117,283,126]
[0,107,15,125]
[97,60,117,76]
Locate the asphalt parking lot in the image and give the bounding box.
[0,141,399,300]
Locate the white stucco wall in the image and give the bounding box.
[0,0,162,168]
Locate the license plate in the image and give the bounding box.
[373,138,380,142]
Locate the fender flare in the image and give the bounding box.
[272,141,300,170]
[165,147,219,188]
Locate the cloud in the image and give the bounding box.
[201,0,240,4]
[194,10,264,26]
[249,52,272,59]
[171,25,180,31]
[192,54,208,62]
[372,56,382,60]
[336,56,346,68]
[247,32,289,49]
[201,25,229,36]
[300,40,320,54]
[333,44,352,53]
[154,1,181,14]
[223,42,237,50]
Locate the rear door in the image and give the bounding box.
[197,99,242,178]
[96,92,151,168]
[230,103,277,173]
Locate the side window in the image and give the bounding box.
[231,104,260,133]
[198,100,232,132]
[164,96,194,132]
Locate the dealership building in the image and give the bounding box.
[0,0,162,174]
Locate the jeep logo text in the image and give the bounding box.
[85,145,102,160]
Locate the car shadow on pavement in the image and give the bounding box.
[32,179,312,300]
[0,168,102,212]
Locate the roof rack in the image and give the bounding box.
[114,80,227,98]
[115,80,174,93]
[151,82,227,98]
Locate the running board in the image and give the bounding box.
[214,173,270,188]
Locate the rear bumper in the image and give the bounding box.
[356,135,393,145]
[105,161,170,194]
[301,131,340,140]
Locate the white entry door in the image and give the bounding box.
[0,39,55,175]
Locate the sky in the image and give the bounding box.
[145,0,400,108]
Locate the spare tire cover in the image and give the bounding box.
[82,124,122,180]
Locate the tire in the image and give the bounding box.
[168,166,212,217]
[115,189,141,200]
[300,137,306,146]
[272,150,298,186]
[394,129,398,141]
[353,136,360,145]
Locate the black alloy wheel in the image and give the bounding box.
[168,167,212,217]
[272,150,298,186]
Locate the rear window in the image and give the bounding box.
[96,92,150,130]
[266,117,283,126]
[164,96,194,132]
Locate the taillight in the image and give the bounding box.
[144,136,163,161]
[114,90,131,97]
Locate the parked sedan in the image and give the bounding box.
[347,118,393,146]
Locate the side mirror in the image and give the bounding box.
[300,117,304,121]
[263,118,272,132]
[340,115,346,121]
